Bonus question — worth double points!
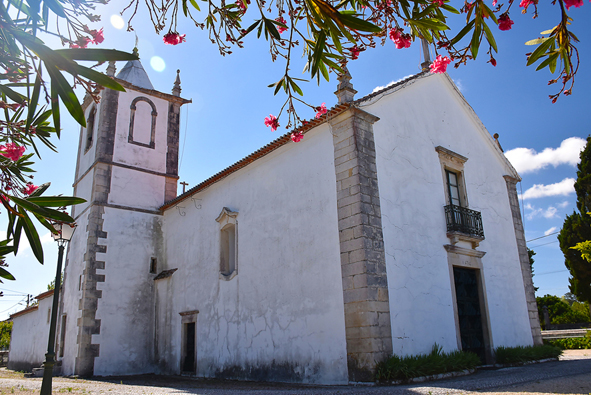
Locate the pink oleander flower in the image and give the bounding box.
[24,183,38,196]
[492,0,497,5]
[498,14,514,31]
[564,0,583,9]
[433,0,444,6]
[0,143,26,161]
[315,103,327,119]
[276,17,288,33]
[291,132,304,143]
[519,0,536,10]
[264,114,279,131]
[490,58,497,67]
[70,36,91,49]
[350,46,361,60]
[430,55,451,74]
[163,32,186,45]
[389,28,412,49]
[90,28,104,44]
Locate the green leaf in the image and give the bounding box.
[46,65,85,126]
[26,74,42,132]
[0,245,15,257]
[264,18,281,40]
[274,78,284,95]
[72,64,126,92]
[9,195,74,222]
[0,85,26,103]
[441,4,460,14]
[54,49,138,62]
[338,13,381,32]
[27,196,86,207]
[527,37,556,66]
[50,82,60,137]
[535,52,559,72]
[289,78,303,96]
[0,267,15,281]
[540,27,557,35]
[449,19,475,46]
[525,37,550,46]
[189,0,201,11]
[240,20,260,38]
[18,208,43,263]
[43,0,66,17]
[470,22,481,58]
[482,21,497,53]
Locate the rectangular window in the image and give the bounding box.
[446,170,462,207]
[59,315,67,358]
[150,257,157,274]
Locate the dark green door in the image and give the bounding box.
[453,267,486,362]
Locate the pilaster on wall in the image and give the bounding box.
[165,101,181,202]
[74,86,119,376]
[329,107,393,382]
[503,175,543,345]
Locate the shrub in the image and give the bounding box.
[375,344,481,382]
[545,331,591,349]
[494,344,562,364]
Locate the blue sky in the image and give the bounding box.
[1,1,590,318]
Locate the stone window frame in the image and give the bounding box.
[444,244,493,364]
[435,146,469,208]
[84,105,96,153]
[215,207,238,281]
[179,310,198,375]
[128,96,157,149]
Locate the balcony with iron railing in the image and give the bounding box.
[444,204,485,247]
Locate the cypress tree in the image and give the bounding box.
[558,136,591,303]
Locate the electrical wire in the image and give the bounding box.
[528,240,559,249]
[535,269,569,276]
[0,297,27,314]
[527,231,560,243]
[0,287,30,295]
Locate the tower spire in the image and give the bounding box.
[172,69,181,97]
[420,38,431,72]
[334,63,357,104]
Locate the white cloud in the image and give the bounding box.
[453,79,465,92]
[557,201,569,208]
[520,178,575,200]
[372,75,414,93]
[505,137,585,174]
[544,226,558,236]
[542,206,558,219]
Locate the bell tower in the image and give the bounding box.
[58,54,190,377]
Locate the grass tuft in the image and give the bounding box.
[494,344,562,365]
[375,344,481,382]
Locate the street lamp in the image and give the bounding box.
[40,221,75,395]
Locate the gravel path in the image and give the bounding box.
[1,351,589,395]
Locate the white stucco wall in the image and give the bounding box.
[108,167,165,210]
[8,296,53,371]
[112,90,169,174]
[58,212,90,375]
[159,124,348,384]
[366,74,532,356]
[92,208,163,376]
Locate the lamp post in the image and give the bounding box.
[40,222,75,395]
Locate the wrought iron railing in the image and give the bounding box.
[444,205,484,238]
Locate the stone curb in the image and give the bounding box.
[378,368,476,386]
[481,357,559,369]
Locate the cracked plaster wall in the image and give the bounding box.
[366,74,533,356]
[91,208,163,375]
[159,124,348,384]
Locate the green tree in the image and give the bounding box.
[528,248,538,292]
[0,321,12,350]
[559,136,591,304]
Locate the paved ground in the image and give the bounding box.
[0,351,589,395]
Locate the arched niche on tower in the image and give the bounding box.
[128,96,157,149]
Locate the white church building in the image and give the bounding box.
[9,57,542,383]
